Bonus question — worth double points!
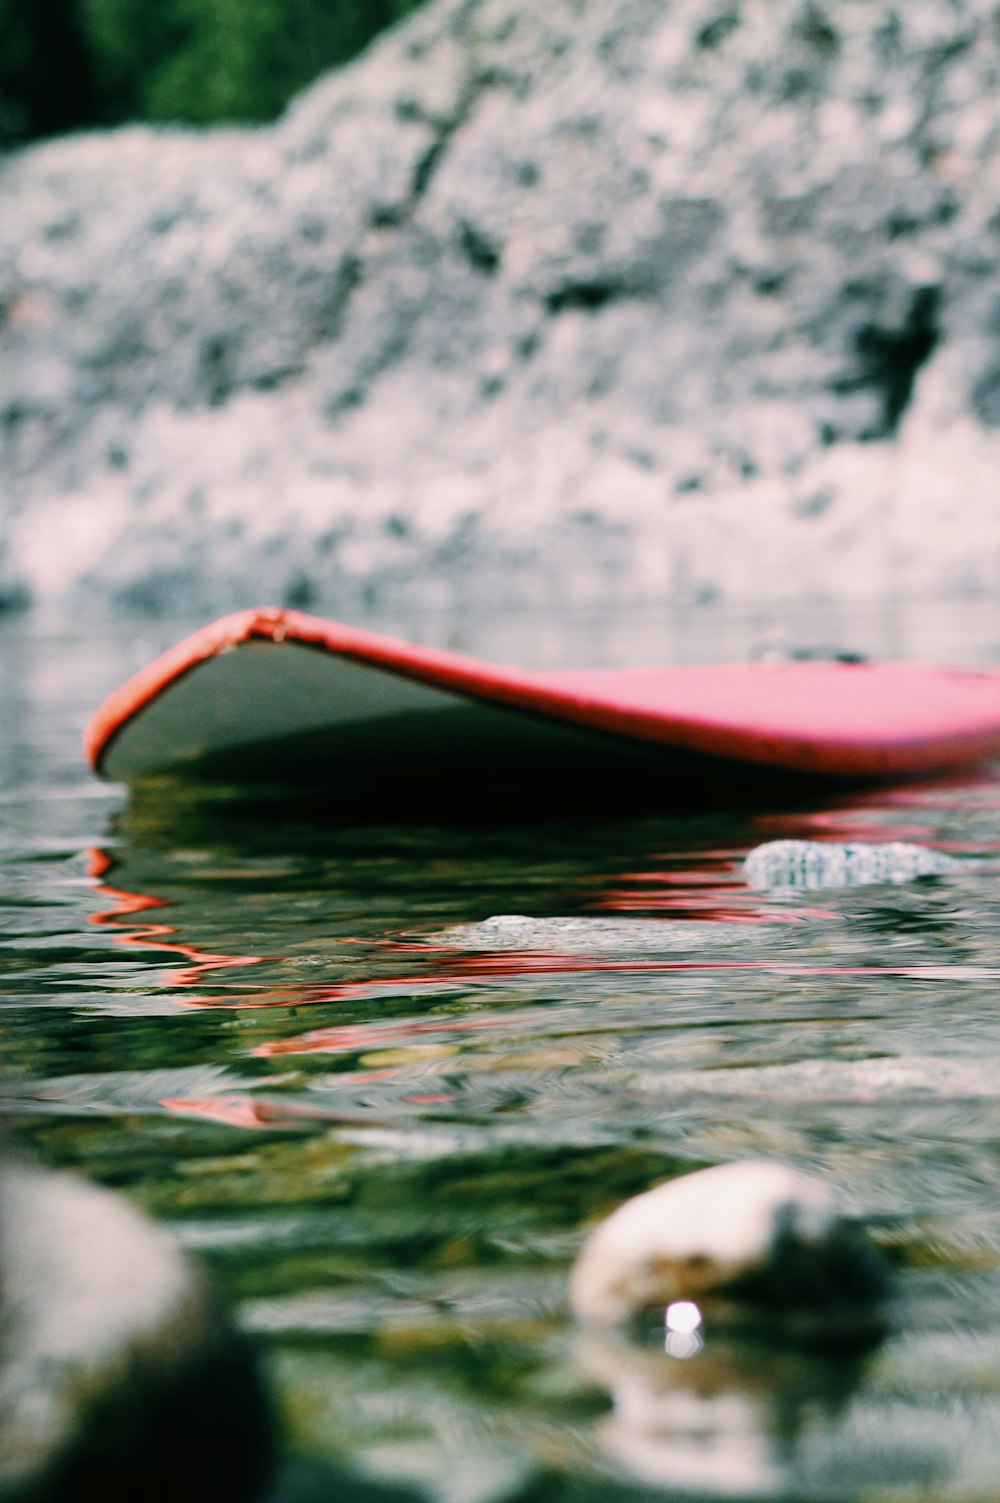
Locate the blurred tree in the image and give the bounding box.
[0,0,100,142]
[0,0,426,146]
[79,0,191,121]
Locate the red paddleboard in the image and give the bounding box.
[85,607,1000,790]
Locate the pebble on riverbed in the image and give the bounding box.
[743,839,963,893]
[0,1161,274,1503]
[570,1160,895,1338]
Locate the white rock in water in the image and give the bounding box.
[743,839,962,893]
[0,1161,273,1502]
[570,1160,893,1329]
[435,915,765,954]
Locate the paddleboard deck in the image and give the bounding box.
[85,608,1000,790]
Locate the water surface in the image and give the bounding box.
[2,601,1000,1502]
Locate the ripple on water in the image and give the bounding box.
[3,615,1000,1502]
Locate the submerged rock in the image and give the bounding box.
[569,1159,894,1336]
[0,1160,274,1503]
[434,914,769,954]
[743,838,963,892]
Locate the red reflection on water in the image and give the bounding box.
[752,809,937,841]
[80,771,1000,1129]
[594,859,802,921]
[588,850,754,921]
[251,956,1000,1059]
[749,769,1000,844]
[86,844,795,1014]
[253,1009,540,1058]
[159,1091,454,1129]
[87,847,269,987]
[160,1094,280,1129]
[86,786,1000,1054]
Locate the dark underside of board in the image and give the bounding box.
[122,702,871,825]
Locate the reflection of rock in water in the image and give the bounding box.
[567,1163,963,1498]
[0,1161,274,1503]
[576,1329,894,1498]
[570,1160,895,1339]
[744,839,962,894]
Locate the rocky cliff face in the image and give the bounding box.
[3,0,1000,616]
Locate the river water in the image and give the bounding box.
[2,601,1000,1503]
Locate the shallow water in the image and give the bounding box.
[2,601,1000,1503]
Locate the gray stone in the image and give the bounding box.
[4,0,1000,614]
[569,1159,895,1332]
[434,914,774,953]
[743,838,963,892]
[0,1159,273,1502]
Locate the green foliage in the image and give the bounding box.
[0,0,99,141]
[0,0,427,146]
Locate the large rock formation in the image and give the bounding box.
[3,0,1000,616]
